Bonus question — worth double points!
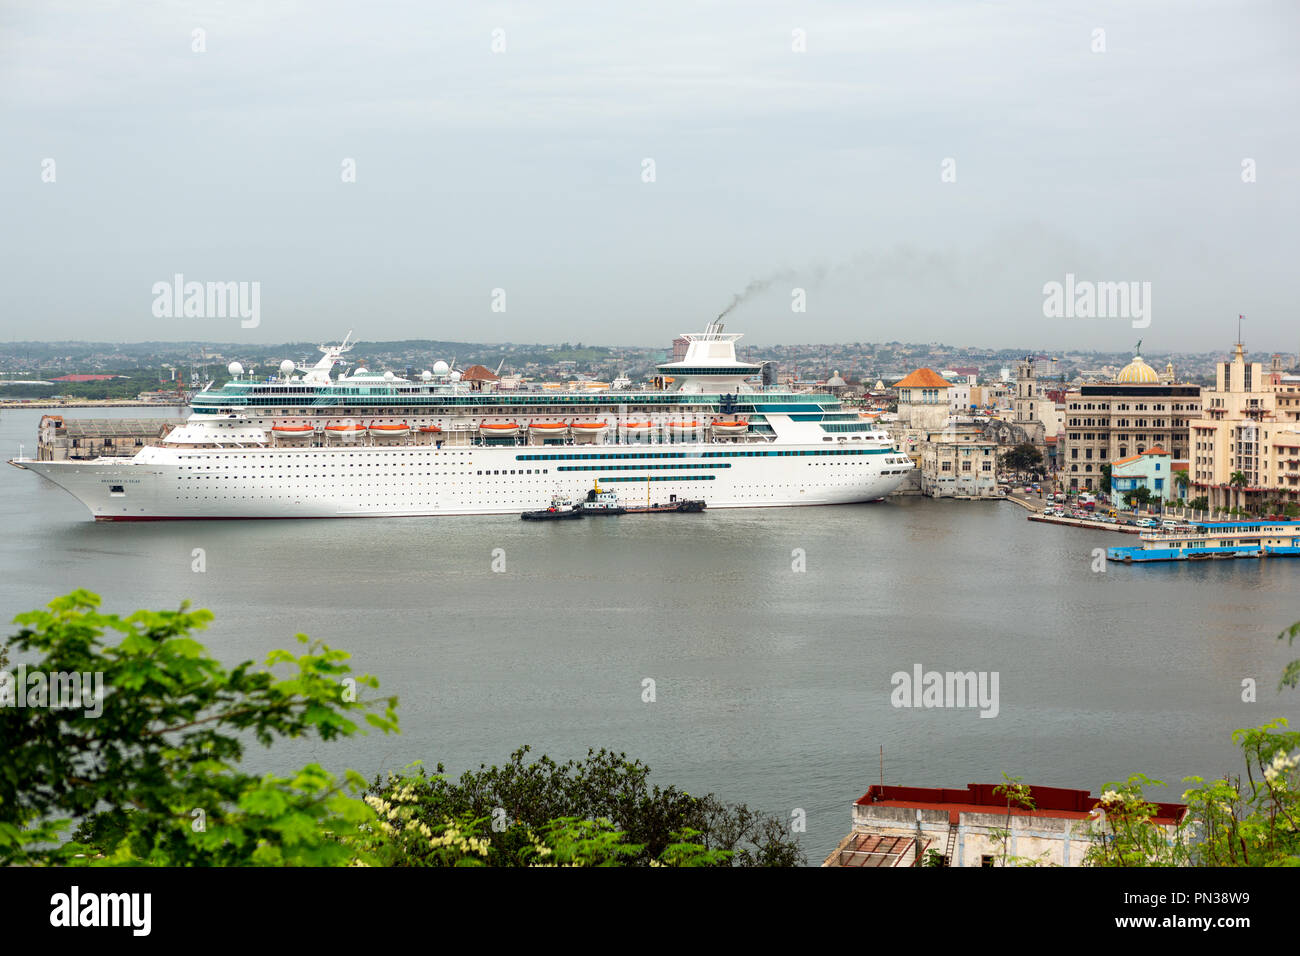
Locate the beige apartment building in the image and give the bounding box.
[1059,351,1201,493]
[1188,345,1300,511]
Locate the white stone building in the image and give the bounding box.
[919,427,999,498]
[823,783,1187,867]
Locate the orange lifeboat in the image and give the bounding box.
[665,421,700,436]
[418,424,443,434]
[271,422,314,439]
[368,420,410,437]
[479,421,519,437]
[324,421,365,438]
[710,419,748,436]
[570,421,607,439]
[623,421,654,437]
[529,421,568,433]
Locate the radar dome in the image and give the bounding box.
[433,360,450,375]
[279,359,296,376]
[420,370,433,382]
[449,371,462,382]
[354,367,369,377]
[227,361,244,376]
[383,370,396,381]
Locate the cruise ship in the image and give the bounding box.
[10,323,914,520]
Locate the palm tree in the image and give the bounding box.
[1229,470,1248,513]
[1173,468,1189,499]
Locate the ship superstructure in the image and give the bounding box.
[11,323,915,520]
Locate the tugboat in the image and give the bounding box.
[580,480,626,515]
[520,492,584,520]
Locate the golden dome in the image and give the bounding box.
[1116,354,1159,384]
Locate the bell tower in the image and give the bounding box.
[1015,356,1036,422]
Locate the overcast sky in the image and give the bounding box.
[2,1,1296,353]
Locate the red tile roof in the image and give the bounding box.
[894,368,951,389]
[1114,446,1170,467]
[856,783,1186,826]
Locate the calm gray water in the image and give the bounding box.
[3,406,1297,863]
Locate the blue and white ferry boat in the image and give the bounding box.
[1108,520,1300,563]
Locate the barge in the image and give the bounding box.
[1107,520,1300,563]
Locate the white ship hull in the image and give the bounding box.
[14,440,913,520]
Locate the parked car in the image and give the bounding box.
[1135,518,1157,528]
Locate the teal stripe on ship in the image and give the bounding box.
[557,463,731,472]
[516,448,885,461]
[597,475,717,482]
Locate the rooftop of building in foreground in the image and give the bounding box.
[823,783,1188,868]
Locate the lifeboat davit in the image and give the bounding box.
[710,419,749,435]
[570,421,607,439]
[479,421,519,437]
[368,421,410,437]
[271,423,314,439]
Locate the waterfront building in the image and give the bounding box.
[918,427,998,498]
[1109,447,1175,509]
[1059,348,1201,493]
[1188,345,1300,511]
[823,783,1187,868]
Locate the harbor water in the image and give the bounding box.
[2,407,1297,863]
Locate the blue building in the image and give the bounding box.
[1110,446,1174,509]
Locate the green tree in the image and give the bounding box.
[987,774,1046,866]
[0,590,398,865]
[1,593,798,867]
[1127,486,1152,510]
[1173,469,1189,498]
[363,747,804,867]
[1081,621,1300,866]
[1099,464,1112,494]
[1000,443,1043,474]
[1228,470,1248,510]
